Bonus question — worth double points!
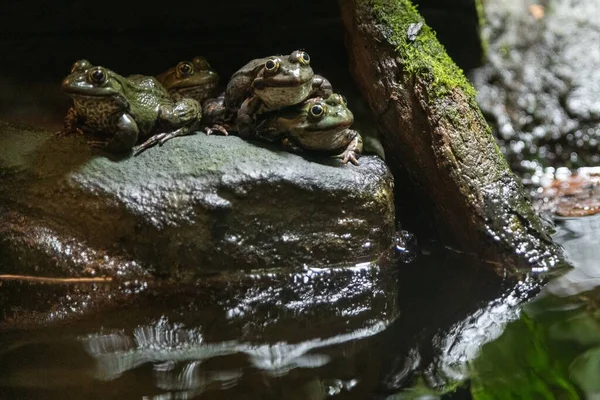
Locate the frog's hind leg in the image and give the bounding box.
[133,126,191,156]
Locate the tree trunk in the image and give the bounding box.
[339,0,568,272]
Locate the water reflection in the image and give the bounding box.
[78,316,390,398]
[3,226,592,399]
[544,214,600,296]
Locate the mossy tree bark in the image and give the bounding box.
[339,0,567,272]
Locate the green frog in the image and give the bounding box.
[255,93,363,165]
[156,56,219,102]
[60,60,202,155]
[204,50,332,137]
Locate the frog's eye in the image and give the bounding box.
[297,51,310,65]
[87,67,107,84]
[177,61,194,77]
[309,103,325,118]
[340,95,348,106]
[264,58,280,73]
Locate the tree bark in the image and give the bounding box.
[339,0,568,272]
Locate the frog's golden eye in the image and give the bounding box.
[177,61,194,77]
[310,103,326,118]
[297,51,310,65]
[264,58,280,73]
[87,67,107,84]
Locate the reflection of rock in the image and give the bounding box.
[0,261,396,397]
[471,0,600,172]
[79,316,389,397]
[0,120,394,278]
[83,317,390,380]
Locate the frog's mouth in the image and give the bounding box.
[168,73,219,90]
[254,74,313,89]
[307,119,353,132]
[62,84,120,97]
[61,76,119,97]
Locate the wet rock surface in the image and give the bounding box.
[0,120,394,280]
[0,119,398,332]
[470,0,600,174]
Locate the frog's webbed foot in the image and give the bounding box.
[204,124,229,136]
[134,126,192,156]
[333,131,363,166]
[56,127,84,137]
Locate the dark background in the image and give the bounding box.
[0,0,482,127]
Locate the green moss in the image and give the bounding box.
[370,0,477,99]
[475,0,488,61]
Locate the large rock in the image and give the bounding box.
[0,120,395,280]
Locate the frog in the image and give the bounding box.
[204,50,332,137]
[156,56,219,103]
[60,60,202,155]
[254,93,363,165]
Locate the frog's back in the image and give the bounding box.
[128,74,170,97]
[224,57,271,107]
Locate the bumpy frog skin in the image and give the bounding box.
[156,56,219,103]
[60,60,201,154]
[204,50,332,137]
[255,93,363,165]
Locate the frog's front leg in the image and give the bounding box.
[202,97,231,136]
[236,96,261,138]
[56,107,83,136]
[88,113,139,153]
[333,130,363,166]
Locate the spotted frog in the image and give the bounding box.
[156,56,219,102]
[60,60,201,154]
[204,50,332,137]
[255,93,363,165]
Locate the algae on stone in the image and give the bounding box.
[339,0,568,272]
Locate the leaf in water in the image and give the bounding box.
[570,346,600,397]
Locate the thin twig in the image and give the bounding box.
[0,274,113,284]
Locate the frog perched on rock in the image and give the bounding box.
[204,50,332,137]
[254,93,363,165]
[156,56,219,102]
[60,60,202,155]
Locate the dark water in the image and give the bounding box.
[4,214,596,400]
[1,214,599,399]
